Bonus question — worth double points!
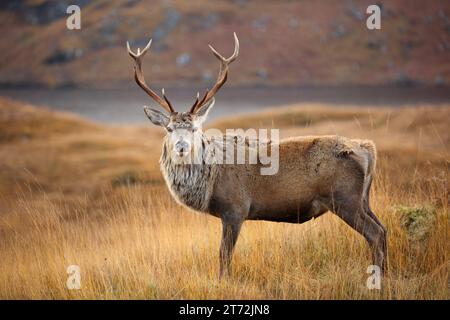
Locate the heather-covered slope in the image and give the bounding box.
[0,0,449,88]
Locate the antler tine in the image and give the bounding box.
[191,33,239,113]
[127,39,175,114]
[162,88,174,112]
[208,32,239,64]
[197,88,210,107]
[126,38,152,59]
[189,92,201,113]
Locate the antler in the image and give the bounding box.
[127,39,175,113]
[190,32,239,113]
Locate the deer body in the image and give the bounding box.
[127,33,387,278]
[161,134,375,224]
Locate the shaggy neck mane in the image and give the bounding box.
[159,134,218,212]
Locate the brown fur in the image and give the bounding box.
[159,132,387,277]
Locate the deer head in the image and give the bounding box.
[127,33,239,161]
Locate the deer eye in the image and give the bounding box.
[166,127,173,133]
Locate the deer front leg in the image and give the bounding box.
[219,217,243,278]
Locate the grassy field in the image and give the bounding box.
[0,96,448,299]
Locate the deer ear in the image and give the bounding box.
[195,98,215,123]
[143,106,170,127]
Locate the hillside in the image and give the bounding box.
[0,0,449,88]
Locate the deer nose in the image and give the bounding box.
[175,140,189,153]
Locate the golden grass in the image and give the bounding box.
[0,97,448,299]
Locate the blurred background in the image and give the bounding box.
[0,0,449,122]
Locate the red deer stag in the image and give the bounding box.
[126,33,387,277]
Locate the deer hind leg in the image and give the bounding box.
[219,217,243,278]
[333,195,387,274]
[362,175,388,271]
[363,175,387,233]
